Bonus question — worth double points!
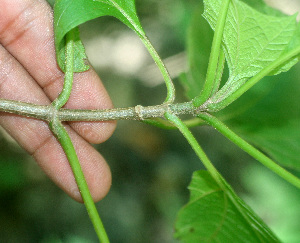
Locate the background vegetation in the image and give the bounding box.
[0,0,299,242]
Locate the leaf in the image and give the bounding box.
[179,3,214,100]
[243,120,300,171]
[56,27,89,72]
[220,60,300,171]
[175,170,280,243]
[281,21,300,57]
[203,0,299,103]
[54,0,145,72]
[242,164,300,242]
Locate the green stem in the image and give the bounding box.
[52,29,75,109]
[208,46,300,111]
[211,49,225,95]
[193,0,230,107]
[49,119,110,243]
[109,0,175,103]
[199,113,300,189]
[139,35,175,103]
[50,28,110,242]
[164,112,223,186]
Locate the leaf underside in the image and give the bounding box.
[181,0,300,171]
[203,0,298,103]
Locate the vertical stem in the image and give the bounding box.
[110,0,175,103]
[139,35,175,103]
[199,113,300,189]
[193,0,231,107]
[52,29,75,109]
[211,49,225,95]
[164,112,223,187]
[50,28,110,242]
[49,119,110,243]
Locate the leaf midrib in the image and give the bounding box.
[96,0,145,37]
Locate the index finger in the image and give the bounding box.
[0,0,116,143]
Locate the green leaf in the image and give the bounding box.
[54,0,145,72]
[179,3,214,100]
[175,170,280,242]
[281,21,300,57]
[242,164,300,242]
[221,62,300,171]
[55,27,89,73]
[203,0,298,103]
[243,120,300,171]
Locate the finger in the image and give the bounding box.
[0,0,116,144]
[32,124,112,202]
[46,68,117,144]
[0,44,110,202]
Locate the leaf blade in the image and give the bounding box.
[202,0,298,103]
[175,170,280,243]
[179,3,214,100]
[220,60,300,172]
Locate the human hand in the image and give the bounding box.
[0,0,116,202]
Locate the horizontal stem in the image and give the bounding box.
[0,99,197,121]
[59,102,195,121]
[0,99,52,120]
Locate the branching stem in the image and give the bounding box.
[164,112,223,187]
[208,45,300,111]
[193,0,230,107]
[108,0,175,103]
[139,35,176,103]
[49,29,110,242]
[0,99,197,121]
[198,113,300,189]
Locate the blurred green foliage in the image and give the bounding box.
[0,0,299,242]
